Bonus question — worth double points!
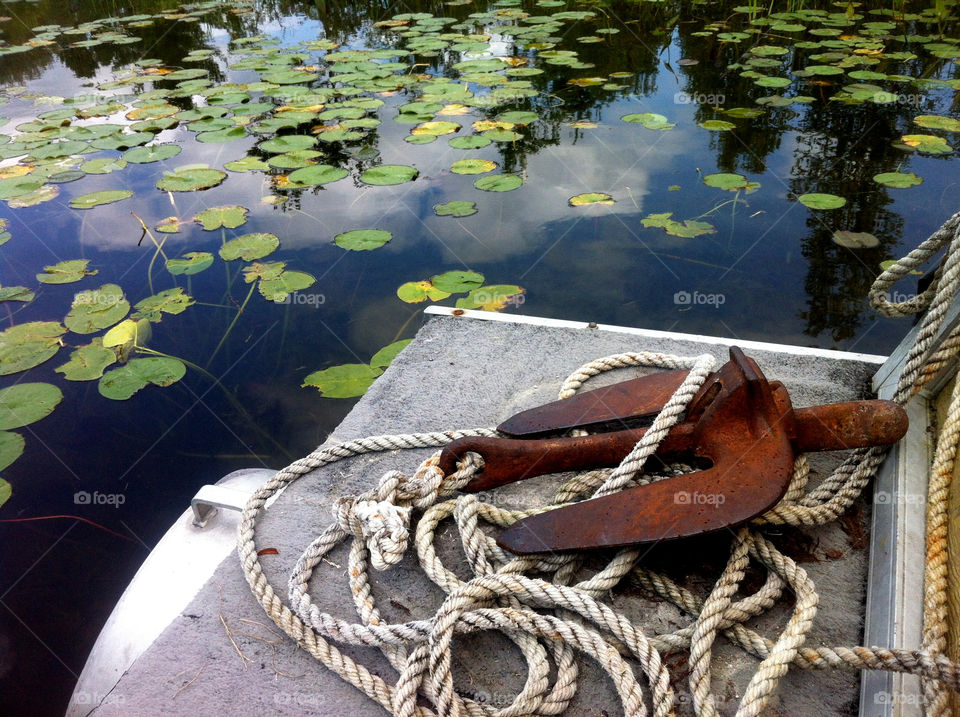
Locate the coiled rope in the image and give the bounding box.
[238,209,960,716]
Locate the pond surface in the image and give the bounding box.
[0,0,958,711]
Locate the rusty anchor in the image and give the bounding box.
[437,347,908,555]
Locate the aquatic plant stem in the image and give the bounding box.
[206,280,256,369]
[132,213,170,296]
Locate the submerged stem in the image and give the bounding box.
[206,280,256,369]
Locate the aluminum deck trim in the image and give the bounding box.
[423,306,888,364]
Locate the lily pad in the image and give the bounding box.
[64,284,130,334]
[285,164,349,187]
[434,200,477,217]
[219,233,280,261]
[873,171,922,188]
[0,321,66,375]
[334,229,392,251]
[131,288,195,322]
[0,431,24,472]
[569,192,614,206]
[123,144,182,163]
[455,284,526,311]
[224,156,269,172]
[474,174,523,192]
[360,164,419,186]
[397,280,451,303]
[69,190,133,209]
[412,121,461,136]
[899,134,952,154]
[36,259,97,284]
[98,357,187,400]
[642,213,717,238]
[258,270,316,302]
[703,173,759,192]
[166,252,214,275]
[0,478,9,508]
[621,113,675,130]
[194,205,248,231]
[832,230,880,249]
[431,270,485,293]
[55,339,117,381]
[259,135,317,153]
[0,383,63,429]
[156,168,227,192]
[196,127,248,143]
[450,136,491,149]
[699,120,737,131]
[7,184,59,208]
[302,363,383,398]
[370,339,413,369]
[103,319,152,361]
[81,157,127,174]
[451,158,497,174]
[0,286,34,303]
[914,115,960,132]
[798,193,847,209]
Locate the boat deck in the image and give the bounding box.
[72,310,889,716]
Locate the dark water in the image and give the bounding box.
[0,0,958,712]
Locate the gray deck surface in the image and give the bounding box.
[88,315,881,716]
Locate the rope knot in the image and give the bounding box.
[340,498,412,571]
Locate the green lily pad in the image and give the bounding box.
[569,192,614,206]
[302,363,383,398]
[873,171,922,188]
[832,230,880,249]
[334,229,392,251]
[55,339,117,381]
[703,173,758,192]
[284,164,349,187]
[641,213,717,238]
[699,120,737,131]
[224,156,269,172]
[0,478,9,508]
[450,136,491,149]
[131,288,195,321]
[64,284,130,334]
[81,157,127,174]
[0,431,24,472]
[69,190,133,209]
[166,252,214,275]
[370,339,413,368]
[412,121,461,136]
[397,280,451,303]
[103,318,152,361]
[260,135,317,153]
[7,184,59,208]
[267,150,323,169]
[0,383,63,429]
[798,193,847,209]
[496,110,539,125]
[360,164,419,186]
[156,168,227,192]
[482,128,522,142]
[196,127,248,143]
[194,205,248,231]
[434,200,477,217]
[98,357,187,400]
[899,134,952,154]
[451,158,497,174]
[0,286,34,303]
[621,113,675,130]
[219,233,279,261]
[0,321,66,375]
[36,259,97,284]
[474,174,522,192]
[913,115,960,132]
[455,284,526,311]
[754,76,792,88]
[123,144,182,163]
[258,270,316,302]
[431,270,485,293]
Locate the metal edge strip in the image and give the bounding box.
[423,306,889,365]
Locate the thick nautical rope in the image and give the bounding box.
[868,209,960,717]
[238,209,960,717]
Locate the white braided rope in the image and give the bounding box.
[237,210,960,717]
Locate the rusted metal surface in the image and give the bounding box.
[437,347,908,554]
